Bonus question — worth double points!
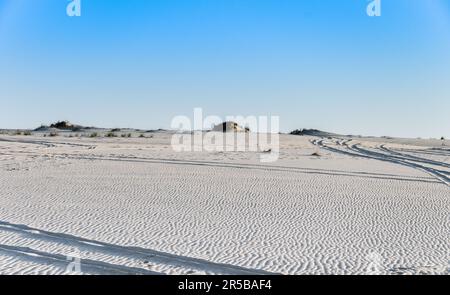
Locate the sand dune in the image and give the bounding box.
[0,133,448,275]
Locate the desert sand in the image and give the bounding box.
[0,131,448,275]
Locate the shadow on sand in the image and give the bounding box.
[0,220,275,275]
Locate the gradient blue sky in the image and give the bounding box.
[0,0,449,137]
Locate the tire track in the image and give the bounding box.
[379,145,450,169]
[61,153,437,184]
[0,221,274,275]
[0,244,160,275]
[348,144,449,187]
[314,138,449,187]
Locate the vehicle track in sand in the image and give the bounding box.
[314,138,449,187]
[0,221,274,275]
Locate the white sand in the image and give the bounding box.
[0,133,448,275]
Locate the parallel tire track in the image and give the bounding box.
[314,138,449,187]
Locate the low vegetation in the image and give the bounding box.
[290,129,321,136]
[106,132,118,138]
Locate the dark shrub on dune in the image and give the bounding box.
[50,121,73,130]
[106,132,118,138]
[290,129,327,136]
[49,121,86,131]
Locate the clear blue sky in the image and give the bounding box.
[0,0,449,138]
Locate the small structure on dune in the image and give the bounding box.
[212,122,249,133]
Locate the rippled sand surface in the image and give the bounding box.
[0,133,448,275]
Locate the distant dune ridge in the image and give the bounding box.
[36,120,250,134]
[0,120,447,143]
[34,121,94,132]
